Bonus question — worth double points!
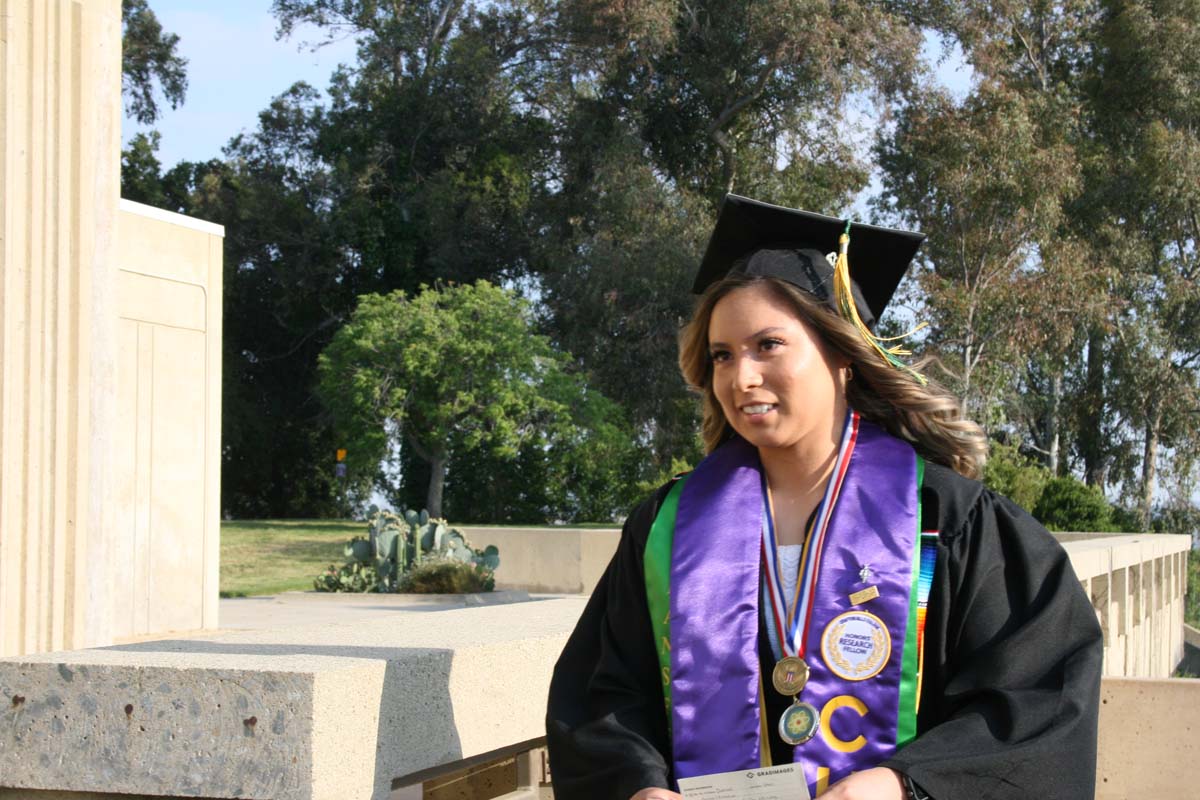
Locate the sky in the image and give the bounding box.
[124,2,976,172]
[123,1,360,167]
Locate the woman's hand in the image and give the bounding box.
[817,767,905,800]
[629,788,683,800]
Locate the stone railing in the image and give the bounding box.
[474,526,1192,679]
[1058,533,1192,677]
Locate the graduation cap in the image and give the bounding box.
[693,194,928,379]
[693,194,925,329]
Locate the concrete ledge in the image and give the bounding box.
[462,527,619,595]
[0,598,589,800]
[1096,677,1200,799]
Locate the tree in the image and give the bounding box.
[876,83,1083,426]
[1083,0,1200,522]
[120,131,167,206]
[554,0,922,201]
[317,281,626,519]
[535,0,924,470]
[122,0,188,125]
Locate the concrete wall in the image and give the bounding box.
[462,528,620,595]
[1096,677,1200,799]
[0,0,123,657]
[112,201,224,638]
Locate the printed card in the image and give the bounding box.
[676,763,810,800]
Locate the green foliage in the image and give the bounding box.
[121,0,188,125]
[982,441,1051,512]
[318,281,635,519]
[313,560,380,593]
[438,370,647,523]
[121,131,167,206]
[136,0,1200,528]
[1032,476,1121,532]
[636,456,696,498]
[397,560,496,594]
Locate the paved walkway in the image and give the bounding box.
[217,589,537,630]
[110,589,568,647]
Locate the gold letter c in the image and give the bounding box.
[820,695,868,753]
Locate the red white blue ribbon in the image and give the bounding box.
[761,410,860,660]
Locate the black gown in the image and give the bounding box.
[545,461,1103,800]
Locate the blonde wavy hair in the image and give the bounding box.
[678,274,987,479]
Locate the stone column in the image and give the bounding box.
[0,0,122,656]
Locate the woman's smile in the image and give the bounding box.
[707,283,847,453]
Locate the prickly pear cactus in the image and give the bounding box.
[317,507,501,593]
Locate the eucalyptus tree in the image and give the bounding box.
[878,1,1115,480]
[876,83,1083,428]
[1084,0,1200,524]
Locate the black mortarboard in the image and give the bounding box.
[692,194,925,329]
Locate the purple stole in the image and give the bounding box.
[668,416,920,793]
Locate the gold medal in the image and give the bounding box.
[778,700,819,745]
[771,656,809,696]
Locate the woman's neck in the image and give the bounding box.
[759,411,848,545]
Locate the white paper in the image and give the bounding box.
[676,763,811,800]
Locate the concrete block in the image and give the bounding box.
[1096,677,1200,799]
[0,599,589,800]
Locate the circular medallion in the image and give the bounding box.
[820,610,892,681]
[771,656,809,696]
[778,700,819,745]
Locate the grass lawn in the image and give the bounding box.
[220,519,362,597]
[219,518,624,597]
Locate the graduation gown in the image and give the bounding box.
[545,461,1103,800]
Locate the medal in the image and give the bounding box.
[758,412,860,751]
[778,700,820,745]
[821,610,892,681]
[771,656,809,696]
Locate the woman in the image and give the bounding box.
[546,195,1102,800]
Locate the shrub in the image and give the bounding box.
[1032,476,1120,532]
[397,559,495,594]
[982,441,1050,512]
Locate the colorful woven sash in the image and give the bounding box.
[644,416,929,795]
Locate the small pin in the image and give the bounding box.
[849,585,880,606]
[858,564,873,583]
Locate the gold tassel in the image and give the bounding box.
[831,223,928,384]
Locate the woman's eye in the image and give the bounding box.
[709,349,731,363]
[760,337,784,351]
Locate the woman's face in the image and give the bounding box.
[707,283,848,454]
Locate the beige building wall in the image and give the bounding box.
[0,0,123,657]
[113,201,223,638]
